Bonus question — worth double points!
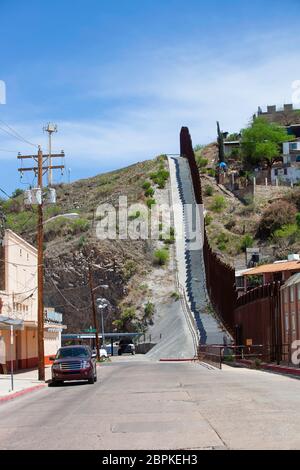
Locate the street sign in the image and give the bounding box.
[83,328,97,333]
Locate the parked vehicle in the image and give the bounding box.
[50,345,97,385]
[118,339,136,356]
[92,347,108,359]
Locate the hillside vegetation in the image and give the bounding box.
[1,156,172,333]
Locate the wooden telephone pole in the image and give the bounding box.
[18,148,65,381]
[88,265,101,362]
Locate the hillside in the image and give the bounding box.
[200,144,300,268]
[1,156,177,333]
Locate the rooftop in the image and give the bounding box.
[244,260,300,276]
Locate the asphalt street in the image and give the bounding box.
[1,356,300,450]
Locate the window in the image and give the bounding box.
[291,143,298,151]
[290,287,295,302]
[19,249,22,257]
[284,168,288,176]
[274,169,278,176]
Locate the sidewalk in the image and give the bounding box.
[0,367,51,401]
[230,359,300,379]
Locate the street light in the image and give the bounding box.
[96,297,110,349]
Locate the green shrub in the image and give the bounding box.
[204,185,214,197]
[12,188,24,199]
[142,181,151,190]
[171,292,180,301]
[205,214,213,226]
[70,218,90,235]
[196,156,209,171]
[150,168,169,188]
[153,249,169,266]
[146,198,156,209]
[216,232,229,251]
[113,307,137,331]
[144,302,155,318]
[145,187,155,197]
[123,260,137,279]
[5,211,37,233]
[44,205,63,219]
[257,201,297,239]
[3,198,22,214]
[273,224,298,244]
[210,195,227,213]
[78,235,86,248]
[207,168,216,177]
[240,234,254,252]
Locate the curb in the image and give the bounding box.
[235,360,300,378]
[0,383,46,404]
[159,358,196,362]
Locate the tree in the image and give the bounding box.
[241,117,291,173]
[12,188,24,199]
[217,121,225,163]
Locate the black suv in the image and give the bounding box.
[118,339,136,356]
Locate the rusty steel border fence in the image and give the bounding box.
[179,127,284,362]
[235,282,282,363]
[180,127,237,336]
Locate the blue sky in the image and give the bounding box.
[1,0,300,194]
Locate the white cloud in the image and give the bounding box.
[1,32,300,176]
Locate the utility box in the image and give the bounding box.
[46,188,56,204]
[31,188,42,205]
[24,190,33,206]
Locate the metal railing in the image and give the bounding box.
[198,345,223,369]
[199,343,300,368]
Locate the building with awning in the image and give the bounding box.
[0,316,24,330]
[241,255,300,291]
[0,230,65,371]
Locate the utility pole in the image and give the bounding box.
[88,265,100,361]
[43,123,58,187]
[17,148,65,381]
[37,147,44,381]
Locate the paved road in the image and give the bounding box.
[1,356,300,450]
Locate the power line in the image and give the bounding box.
[0,119,38,148]
[0,187,11,199]
[0,148,18,153]
[47,276,93,312]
